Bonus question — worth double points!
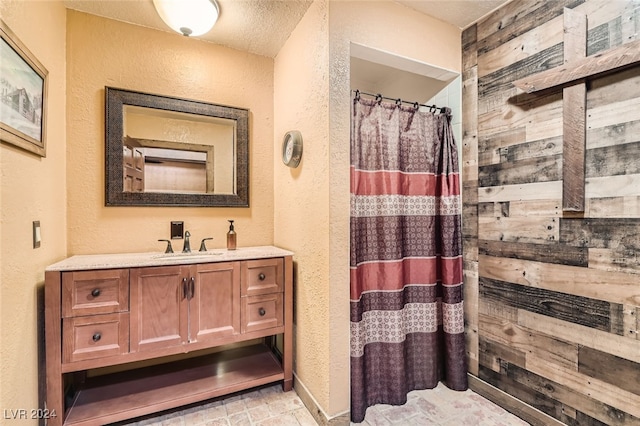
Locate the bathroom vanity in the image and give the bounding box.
[44,246,293,426]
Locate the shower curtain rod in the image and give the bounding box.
[352,89,449,113]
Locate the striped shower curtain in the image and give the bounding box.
[350,96,467,423]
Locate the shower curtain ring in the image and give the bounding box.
[354,89,360,101]
[413,102,420,110]
[395,98,402,106]
[375,94,383,104]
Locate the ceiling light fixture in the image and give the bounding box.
[152,0,220,37]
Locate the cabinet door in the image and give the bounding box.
[130,265,190,352]
[190,262,241,343]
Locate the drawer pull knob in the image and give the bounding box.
[91,288,101,297]
[259,308,266,316]
[258,273,266,281]
[92,333,102,342]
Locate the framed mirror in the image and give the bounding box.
[105,87,249,207]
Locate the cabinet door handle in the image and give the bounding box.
[182,277,188,300]
[189,277,195,300]
[91,288,101,297]
[258,273,266,281]
[258,307,266,316]
[92,332,102,342]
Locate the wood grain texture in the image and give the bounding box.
[512,38,640,93]
[466,2,640,423]
[562,8,588,212]
[479,277,614,333]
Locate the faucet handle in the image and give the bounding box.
[158,239,174,253]
[182,231,191,253]
[199,238,213,252]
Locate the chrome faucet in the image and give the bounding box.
[183,231,191,253]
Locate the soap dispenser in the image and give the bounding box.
[227,220,237,250]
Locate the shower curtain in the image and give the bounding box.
[350,96,467,423]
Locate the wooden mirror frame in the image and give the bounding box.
[105,87,249,207]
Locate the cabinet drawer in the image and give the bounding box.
[241,293,283,333]
[62,269,129,317]
[241,258,283,296]
[63,313,129,363]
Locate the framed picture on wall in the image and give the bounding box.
[0,19,48,157]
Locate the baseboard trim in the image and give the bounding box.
[468,374,565,426]
[293,373,350,426]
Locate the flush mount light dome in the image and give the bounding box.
[153,0,220,37]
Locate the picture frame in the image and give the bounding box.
[0,19,48,157]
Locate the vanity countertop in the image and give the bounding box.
[46,245,294,272]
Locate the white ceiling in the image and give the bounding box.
[63,0,510,58]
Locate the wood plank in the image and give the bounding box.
[587,119,640,151]
[586,174,640,198]
[479,255,640,306]
[462,66,479,182]
[479,181,561,203]
[591,247,640,274]
[476,0,583,57]
[464,259,479,375]
[588,197,640,218]
[562,8,588,212]
[478,201,509,218]
[478,216,558,244]
[587,97,640,135]
[478,91,563,137]
[478,127,526,166]
[479,298,518,322]
[468,374,566,426]
[64,344,284,426]
[621,304,640,340]
[508,199,563,217]
[588,67,640,110]
[560,217,640,251]
[479,44,564,97]
[479,240,588,267]
[587,141,640,178]
[578,345,640,396]
[609,303,625,336]
[478,15,564,79]
[494,135,562,167]
[462,24,477,71]
[478,365,570,424]
[504,361,640,426]
[563,80,587,211]
[480,277,612,333]
[518,310,640,365]
[512,39,640,93]
[479,313,578,370]
[479,336,526,372]
[526,356,640,419]
[479,154,561,187]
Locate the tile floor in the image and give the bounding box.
[116,382,530,426]
[352,383,531,426]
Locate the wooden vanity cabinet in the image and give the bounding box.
[129,262,242,352]
[45,249,293,426]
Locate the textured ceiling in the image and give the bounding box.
[397,0,509,29]
[64,0,509,58]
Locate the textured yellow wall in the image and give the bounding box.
[66,10,275,255]
[0,0,68,418]
[274,0,331,414]
[275,0,461,419]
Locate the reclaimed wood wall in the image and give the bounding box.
[462,1,640,424]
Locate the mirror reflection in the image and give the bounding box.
[122,106,236,195]
[105,87,249,207]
